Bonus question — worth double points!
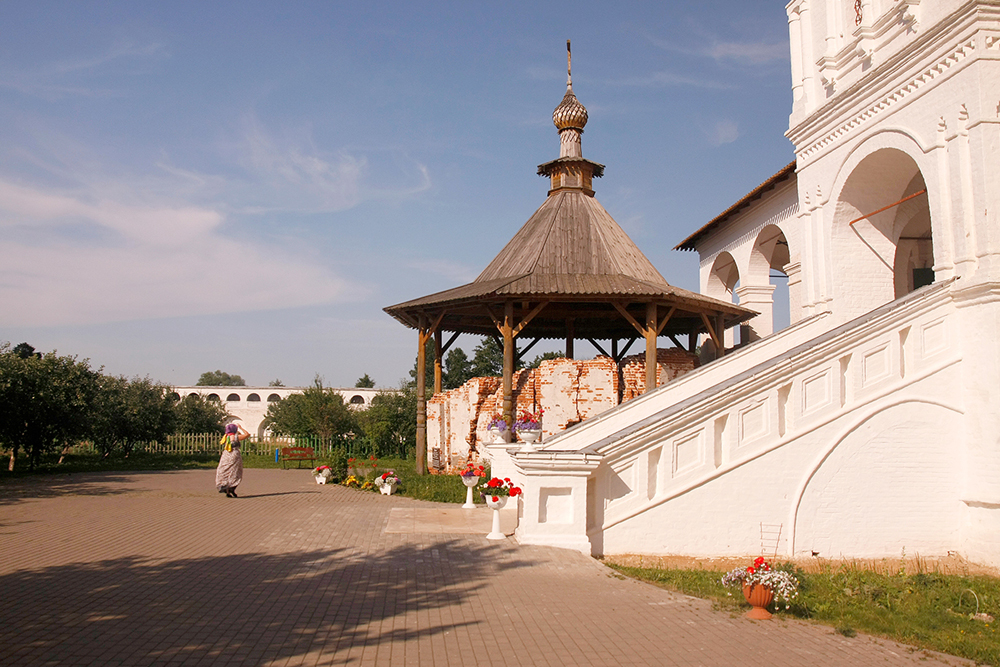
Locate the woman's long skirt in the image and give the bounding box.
[215,447,243,492]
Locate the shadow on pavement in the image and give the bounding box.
[0,539,529,665]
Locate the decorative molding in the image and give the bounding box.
[798,38,976,163]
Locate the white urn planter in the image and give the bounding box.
[517,428,541,452]
[461,475,480,508]
[379,481,397,496]
[314,470,332,485]
[487,426,510,445]
[484,494,508,540]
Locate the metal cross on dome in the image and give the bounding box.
[855,0,864,26]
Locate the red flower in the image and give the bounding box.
[491,495,499,502]
[746,566,755,575]
[510,487,522,496]
[487,478,500,488]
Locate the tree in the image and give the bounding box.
[443,348,473,389]
[472,336,522,377]
[12,342,39,359]
[408,338,436,391]
[357,384,416,457]
[355,374,375,388]
[268,379,284,387]
[91,376,176,456]
[172,394,229,434]
[196,370,246,386]
[265,376,356,439]
[0,343,102,470]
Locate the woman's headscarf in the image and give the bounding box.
[225,423,238,435]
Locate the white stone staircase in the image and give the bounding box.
[514,279,969,558]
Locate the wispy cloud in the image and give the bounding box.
[0,176,351,327]
[641,27,788,67]
[229,116,430,214]
[0,41,167,99]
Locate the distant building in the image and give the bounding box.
[171,386,383,438]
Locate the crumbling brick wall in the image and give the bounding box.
[429,348,698,472]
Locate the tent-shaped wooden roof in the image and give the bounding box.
[384,42,754,347]
[385,188,752,341]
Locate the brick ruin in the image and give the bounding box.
[427,348,698,471]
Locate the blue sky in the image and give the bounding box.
[0,1,794,388]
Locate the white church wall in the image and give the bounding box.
[696,179,801,338]
[585,286,967,560]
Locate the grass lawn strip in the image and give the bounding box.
[605,556,999,667]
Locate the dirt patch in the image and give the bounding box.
[601,553,1000,578]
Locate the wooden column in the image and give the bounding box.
[612,338,623,404]
[566,318,575,359]
[645,302,657,393]
[434,329,443,395]
[502,301,515,429]
[715,315,726,358]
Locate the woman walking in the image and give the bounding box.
[216,423,249,497]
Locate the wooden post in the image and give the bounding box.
[416,318,428,475]
[502,301,515,429]
[645,302,657,393]
[612,338,623,404]
[566,318,575,359]
[434,329,443,395]
[715,315,726,359]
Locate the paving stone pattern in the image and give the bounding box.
[0,470,974,667]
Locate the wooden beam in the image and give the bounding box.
[699,312,723,352]
[512,301,549,337]
[519,337,541,363]
[617,337,638,360]
[587,338,611,358]
[612,302,645,335]
[502,302,515,431]
[655,305,676,336]
[433,329,443,396]
[645,303,657,393]
[566,318,574,359]
[441,331,460,354]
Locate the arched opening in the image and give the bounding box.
[892,178,933,298]
[247,393,261,402]
[187,393,199,399]
[350,395,366,405]
[169,392,181,401]
[267,393,281,402]
[832,149,932,319]
[706,252,741,348]
[743,225,791,340]
[207,394,221,402]
[226,393,241,402]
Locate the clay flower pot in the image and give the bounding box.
[742,583,774,620]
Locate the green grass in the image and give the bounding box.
[1,451,481,505]
[607,562,1000,666]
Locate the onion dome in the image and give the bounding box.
[553,87,588,131]
[553,42,588,131]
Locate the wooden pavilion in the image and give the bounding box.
[385,44,754,473]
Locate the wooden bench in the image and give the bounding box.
[280,446,316,469]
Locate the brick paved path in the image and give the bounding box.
[0,470,973,667]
